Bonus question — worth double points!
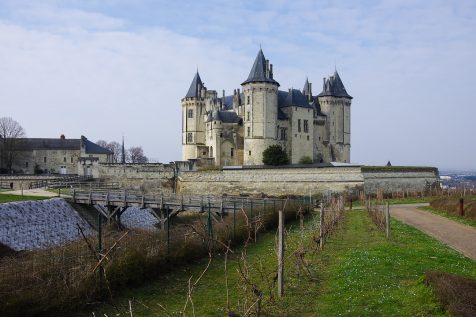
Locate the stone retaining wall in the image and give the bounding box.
[178,166,365,196]
[97,163,175,192]
[362,166,440,194]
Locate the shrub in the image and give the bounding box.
[299,156,313,164]
[262,145,289,165]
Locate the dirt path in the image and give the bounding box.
[391,204,476,261]
[0,188,58,197]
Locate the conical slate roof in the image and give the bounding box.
[185,71,204,98]
[303,77,311,96]
[241,49,279,86]
[317,70,352,99]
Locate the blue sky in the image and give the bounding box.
[0,0,475,170]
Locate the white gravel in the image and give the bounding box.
[0,198,94,251]
[120,207,159,230]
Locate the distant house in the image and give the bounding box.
[9,135,112,175]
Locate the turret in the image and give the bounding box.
[303,77,312,102]
[241,49,280,165]
[181,71,207,160]
[317,70,352,163]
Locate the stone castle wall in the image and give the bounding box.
[362,166,440,194]
[97,163,175,192]
[178,165,440,196]
[178,166,364,196]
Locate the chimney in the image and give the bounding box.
[60,134,65,140]
[266,59,269,78]
[270,64,273,79]
[323,78,326,90]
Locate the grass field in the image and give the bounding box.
[418,206,476,228]
[0,193,50,203]
[85,209,476,316]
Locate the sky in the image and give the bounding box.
[0,0,475,170]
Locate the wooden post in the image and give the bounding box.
[277,207,284,297]
[319,203,324,250]
[386,202,390,239]
[459,198,464,217]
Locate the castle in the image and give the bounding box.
[181,49,352,166]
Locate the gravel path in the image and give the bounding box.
[391,204,476,261]
[1,188,58,197]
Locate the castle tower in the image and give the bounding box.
[241,49,280,165]
[181,71,207,160]
[317,70,352,163]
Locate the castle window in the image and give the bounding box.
[249,150,251,155]
[247,96,250,104]
[307,135,309,141]
[247,127,250,137]
[280,128,286,140]
[44,157,47,163]
[304,120,309,133]
[64,157,67,163]
[231,148,234,157]
[71,157,74,163]
[247,111,250,121]
[25,162,29,168]
[220,133,223,138]
[187,133,193,143]
[188,109,193,118]
[298,119,301,132]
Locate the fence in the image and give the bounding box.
[0,194,313,316]
[366,199,391,239]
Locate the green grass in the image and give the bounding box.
[418,206,476,228]
[0,193,50,203]
[82,210,476,317]
[352,196,432,208]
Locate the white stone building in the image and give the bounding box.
[181,49,352,166]
[9,135,112,175]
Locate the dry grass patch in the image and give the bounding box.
[425,271,476,317]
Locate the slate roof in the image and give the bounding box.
[206,110,242,124]
[11,136,112,154]
[185,71,204,98]
[280,89,313,109]
[13,138,79,151]
[222,95,234,110]
[241,49,279,86]
[317,70,352,99]
[81,136,112,154]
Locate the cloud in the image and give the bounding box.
[0,0,475,169]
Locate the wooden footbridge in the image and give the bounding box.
[70,190,310,229]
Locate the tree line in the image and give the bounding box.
[95,140,148,164]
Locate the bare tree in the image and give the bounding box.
[96,140,122,163]
[96,140,108,149]
[107,141,122,163]
[0,117,26,173]
[128,146,148,163]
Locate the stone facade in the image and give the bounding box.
[92,162,439,196]
[8,135,112,175]
[182,49,353,166]
[362,166,440,194]
[178,165,364,196]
